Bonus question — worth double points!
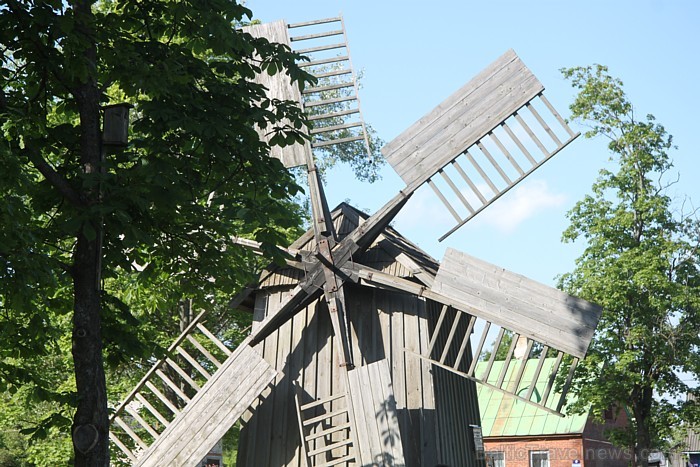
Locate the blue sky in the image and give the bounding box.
[247,0,700,287]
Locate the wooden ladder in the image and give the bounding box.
[294,385,357,467]
[109,306,276,466]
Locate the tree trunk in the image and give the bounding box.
[71,1,109,464]
[633,386,654,467]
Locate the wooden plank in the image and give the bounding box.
[113,416,147,450]
[134,392,170,428]
[452,159,487,204]
[136,342,276,467]
[439,311,462,364]
[243,20,310,168]
[527,102,562,146]
[489,131,524,175]
[525,346,549,402]
[144,381,180,416]
[186,334,221,368]
[476,141,511,184]
[501,120,537,164]
[428,180,462,223]
[539,93,577,138]
[124,405,160,439]
[383,50,544,186]
[175,346,211,379]
[154,369,190,403]
[109,432,137,463]
[514,112,549,156]
[196,323,232,356]
[433,248,601,358]
[164,357,200,391]
[465,150,499,196]
[467,321,490,377]
[541,351,563,407]
[439,169,475,214]
[374,358,405,465]
[287,17,341,28]
[508,339,534,393]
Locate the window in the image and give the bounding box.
[530,450,549,467]
[486,451,505,467]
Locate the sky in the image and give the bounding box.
[246,0,700,288]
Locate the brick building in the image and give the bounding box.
[477,358,630,467]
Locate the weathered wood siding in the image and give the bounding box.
[243,20,311,168]
[382,49,543,188]
[434,248,601,358]
[238,283,484,466]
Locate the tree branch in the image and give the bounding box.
[26,150,86,207]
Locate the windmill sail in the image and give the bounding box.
[382,49,579,240]
[351,247,601,416]
[245,16,371,168]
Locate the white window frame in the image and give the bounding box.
[530,450,550,467]
[486,450,506,467]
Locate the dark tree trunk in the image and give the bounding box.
[71,1,110,465]
[633,386,654,467]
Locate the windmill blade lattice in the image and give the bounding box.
[382,49,580,240]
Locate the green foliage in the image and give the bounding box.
[558,65,700,459]
[1,0,314,462]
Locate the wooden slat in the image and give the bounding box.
[312,134,364,147]
[477,141,511,184]
[319,453,356,467]
[164,357,200,391]
[305,422,352,441]
[514,112,548,156]
[296,42,346,54]
[508,339,534,394]
[308,438,353,456]
[136,342,277,467]
[427,304,449,357]
[134,392,170,428]
[539,93,577,138]
[303,81,355,95]
[383,50,544,187]
[125,405,160,439]
[467,321,490,377]
[288,17,341,28]
[186,334,222,368]
[440,169,475,214]
[501,120,537,164]
[439,310,462,364]
[348,360,405,466]
[144,381,180,416]
[452,160,487,203]
[556,357,579,413]
[428,180,462,223]
[312,68,352,79]
[155,369,190,403]
[453,314,476,370]
[114,416,148,450]
[465,150,499,196]
[541,351,563,406]
[527,102,561,146]
[489,131,524,175]
[302,409,349,427]
[242,20,310,168]
[303,94,356,108]
[109,432,137,463]
[289,29,343,42]
[196,323,231,356]
[481,328,505,382]
[308,108,359,121]
[433,248,601,358]
[298,55,349,68]
[495,333,519,388]
[300,392,347,411]
[525,346,549,402]
[310,121,362,135]
[175,346,211,379]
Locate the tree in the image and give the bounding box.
[558,65,700,467]
[1,1,315,465]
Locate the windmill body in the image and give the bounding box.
[237,204,482,466]
[108,15,603,467]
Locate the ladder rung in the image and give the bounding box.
[290,29,343,42]
[303,408,349,426]
[308,438,353,456]
[304,95,356,108]
[312,134,364,148]
[305,422,352,441]
[319,454,356,467]
[303,82,355,95]
[296,42,346,55]
[288,17,341,29]
[308,108,359,121]
[313,68,352,80]
[300,392,347,411]
[310,121,362,135]
[299,56,349,68]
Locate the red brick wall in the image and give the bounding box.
[484,435,629,467]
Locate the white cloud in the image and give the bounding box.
[474,179,567,233]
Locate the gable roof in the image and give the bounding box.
[258,202,439,289]
[477,358,589,438]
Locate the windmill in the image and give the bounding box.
[108,16,602,467]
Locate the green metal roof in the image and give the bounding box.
[476,358,589,437]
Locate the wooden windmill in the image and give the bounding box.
[108,16,602,467]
